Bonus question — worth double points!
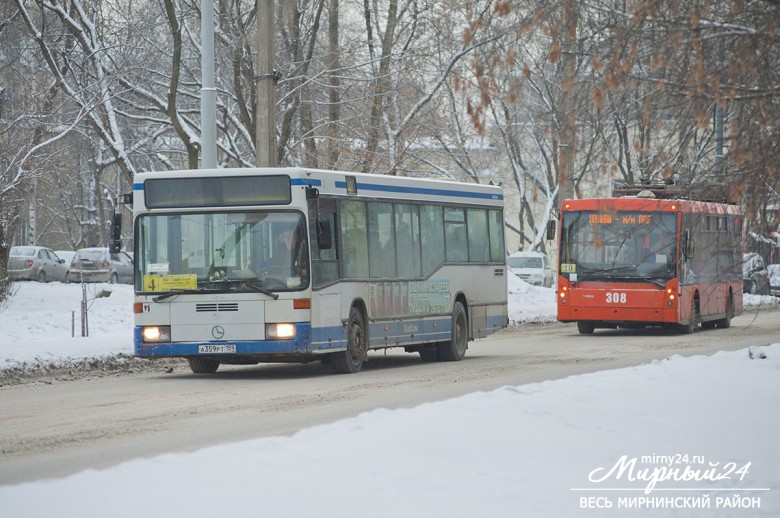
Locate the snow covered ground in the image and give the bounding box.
[0,276,778,517]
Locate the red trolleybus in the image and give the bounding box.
[556,185,743,334]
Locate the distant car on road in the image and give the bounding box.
[507,251,555,287]
[742,252,770,295]
[767,264,780,297]
[7,246,70,283]
[68,247,134,284]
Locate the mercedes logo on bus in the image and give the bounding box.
[211,326,225,339]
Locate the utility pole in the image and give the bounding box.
[256,0,277,167]
[201,0,217,169]
[558,0,578,205]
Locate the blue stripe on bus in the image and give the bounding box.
[335,181,503,201]
[133,183,143,191]
[291,178,322,186]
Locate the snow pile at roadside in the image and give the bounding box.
[0,283,135,376]
[506,272,557,324]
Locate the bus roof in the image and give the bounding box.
[132,167,503,207]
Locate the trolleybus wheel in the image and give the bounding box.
[577,321,595,335]
[715,295,733,329]
[188,357,220,374]
[437,302,468,361]
[679,298,699,334]
[331,307,366,374]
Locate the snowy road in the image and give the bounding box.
[1,309,778,485]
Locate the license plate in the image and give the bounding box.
[198,344,237,354]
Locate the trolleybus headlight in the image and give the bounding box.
[142,325,171,342]
[266,323,296,340]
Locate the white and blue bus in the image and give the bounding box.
[124,167,507,374]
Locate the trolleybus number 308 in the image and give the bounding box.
[605,292,627,304]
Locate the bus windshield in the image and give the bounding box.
[135,211,309,294]
[560,211,678,282]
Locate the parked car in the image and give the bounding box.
[742,252,770,295]
[767,264,780,297]
[68,247,134,284]
[507,250,555,287]
[7,246,70,282]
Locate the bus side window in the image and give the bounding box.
[395,204,421,277]
[340,200,369,278]
[467,209,489,262]
[420,205,444,276]
[308,198,338,285]
[444,207,467,262]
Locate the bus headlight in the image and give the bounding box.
[142,325,171,342]
[266,323,296,340]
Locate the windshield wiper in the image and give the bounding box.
[577,265,635,279]
[238,281,279,299]
[153,288,212,302]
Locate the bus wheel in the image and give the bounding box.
[331,307,366,374]
[437,302,468,361]
[715,296,733,329]
[188,358,220,373]
[679,299,698,334]
[577,321,595,335]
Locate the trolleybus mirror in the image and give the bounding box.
[682,230,695,259]
[546,220,556,241]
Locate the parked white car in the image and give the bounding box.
[507,251,555,287]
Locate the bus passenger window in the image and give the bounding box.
[420,205,444,275]
[467,209,489,262]
[444,207,467,262]
[340,200,369,278]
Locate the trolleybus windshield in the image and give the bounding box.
[560,211,678,282]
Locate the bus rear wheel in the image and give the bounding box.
[331,307,366,374]
[188,357,220,374]
[577,321,595,334]
[437,302,468,361]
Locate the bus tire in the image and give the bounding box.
[678,298,698,334]
[715,295,733,329]
[577,321,595,334]
[188,357,220,374]
[331,307,366,374]
[437,302,468,361]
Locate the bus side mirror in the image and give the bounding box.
[317,218,332,250]
[109,213,122,253]
[546,220,556,241]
